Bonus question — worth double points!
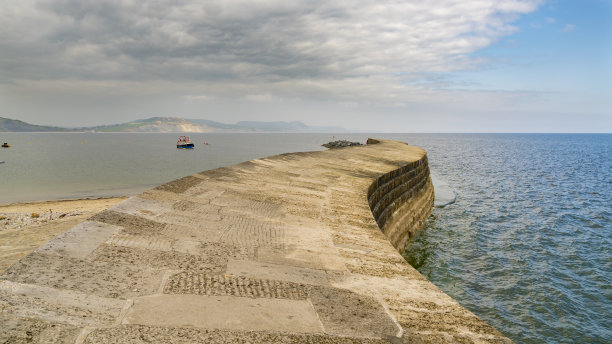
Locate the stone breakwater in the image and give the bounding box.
[0,139,511,343]
[367,151,434,252]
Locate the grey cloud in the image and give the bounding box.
[1,0,542,103]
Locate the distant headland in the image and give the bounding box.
[0,116,346,133]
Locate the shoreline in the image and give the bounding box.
[0,196,126,273]
[0,195,132,208]
[0,196,128,220]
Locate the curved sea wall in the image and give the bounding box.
[0,139,510,343]
[367,142,434,252]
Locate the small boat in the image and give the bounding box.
[0,161,5,164]
[1,142,10,148]
[176,136,194,149]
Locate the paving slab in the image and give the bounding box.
[34,221,119,259]
[310,285,400,339]
[0,315,80,344]
[257,247,347,271]
[226,259,330,286]
[163,272,312,299]
[84,326,393,344]
[1,252,164,299]
[123,294,324,333]
[108,197,171,220]
[0,280,125,326]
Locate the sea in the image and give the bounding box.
[0,132,610,343]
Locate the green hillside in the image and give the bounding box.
[0,116,345,133]
[90,120,152,132]
[0,117,72,132]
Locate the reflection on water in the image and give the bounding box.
[403,215,439,271]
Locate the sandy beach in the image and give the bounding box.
[0,197,126,273]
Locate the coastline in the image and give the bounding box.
[0,197,126,273]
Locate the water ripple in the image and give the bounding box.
[399,134,612,344]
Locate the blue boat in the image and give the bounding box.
[177,136,195,149]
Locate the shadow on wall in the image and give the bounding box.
[367,153,435,252]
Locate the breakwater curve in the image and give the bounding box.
[0,139,511,343]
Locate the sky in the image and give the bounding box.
[1,0,610,132]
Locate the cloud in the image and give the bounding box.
[0,0,542,106]
[561,24,576,32]
[533,16,556,28]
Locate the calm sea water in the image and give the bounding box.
[0,132,610,343]
[0,132,331,204]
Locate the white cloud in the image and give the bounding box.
[1,0,542,102]
[561,24,576,32]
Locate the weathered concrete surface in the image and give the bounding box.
[0,139,511,343]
